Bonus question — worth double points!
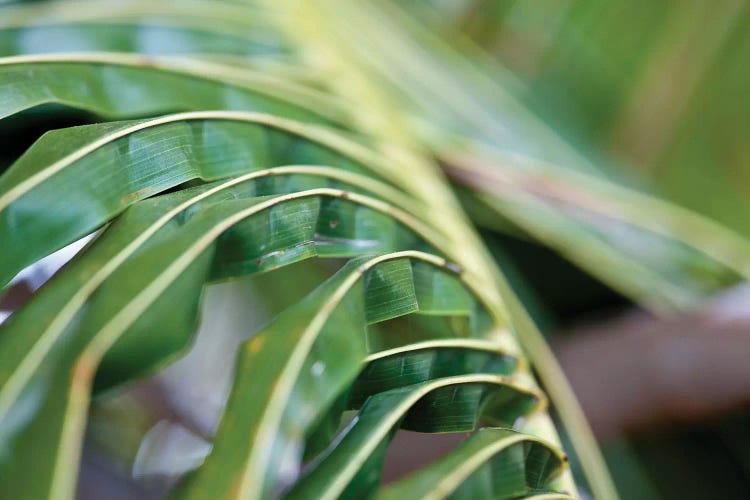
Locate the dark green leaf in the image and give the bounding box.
[287,375,543,499]
[0,112,399,286]
[378,428,568,500]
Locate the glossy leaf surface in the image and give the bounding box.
[0,112,392,286]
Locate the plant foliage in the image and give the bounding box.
[2,1,748,499]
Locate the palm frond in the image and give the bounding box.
[0,105,569,498]
[7,0,745,499]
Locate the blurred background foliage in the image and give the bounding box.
[425,0,750,238]
[417,1,750,498]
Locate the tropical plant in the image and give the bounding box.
[0,1,747,499]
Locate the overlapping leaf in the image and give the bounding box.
[0,1,660,499]
[379,428,569,500]
[286,374,543,499]
[174,253,508,499]
[0,178,448,497]
[0,112,401,286]
[0,96,551,499]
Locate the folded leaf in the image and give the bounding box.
[378,428,568,500]
[287,374,543,499]
[0,112,400,286]
[0,184,452,498]
[174,252,494,499]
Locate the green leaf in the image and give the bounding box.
[378,428,568,500]
[0,0,271,35]
[0,2,648,498]
[286,375,543,500]
[0,168,425,396]
[449,158,745,312]
[0,112,401,286]
[0,1,289,58]
[0,180,454,498]
[0,24,286,60]
[0,53,344,124]
[348,339,520,408]
[174,252,493,499]
[304,337,521,462]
